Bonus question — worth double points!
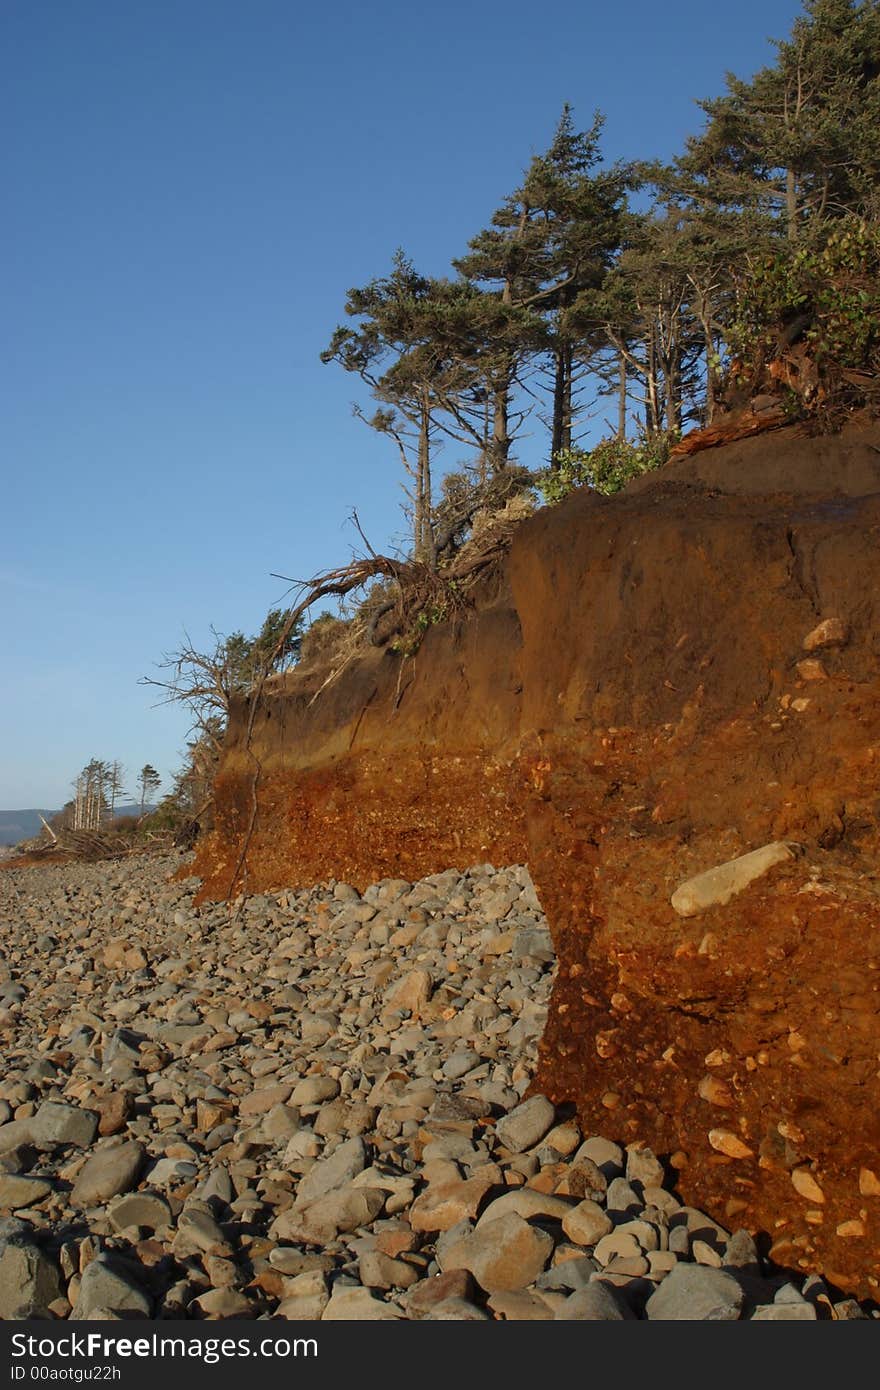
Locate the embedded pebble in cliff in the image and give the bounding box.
[0,850,873,1321]
[670,841,797,917]
[802,617,849,652]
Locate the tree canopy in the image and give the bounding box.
[321,0,880,554]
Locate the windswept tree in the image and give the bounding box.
[456,105,631,463]
[401,275,538,484]
[105,761,128,820]
[660,0,880,413]
[71,758,108,831]
[137,764,161,815]
[597,204,709,436]
[683,0,880,243]
[621,163,769,425]
[321,254,526,563]
[322,252,443,564]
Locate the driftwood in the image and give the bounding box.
[668,405,791,460]
[8,827,169,865]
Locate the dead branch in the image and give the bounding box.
[349,508,378,559]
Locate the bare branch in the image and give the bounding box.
[349,509,378,559]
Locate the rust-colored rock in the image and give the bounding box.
[409,1175,496,1233]
[192,418,880,1300]
[94,1091,134,1137]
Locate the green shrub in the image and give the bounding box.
[730,219,880,388]
[534,434,671,505]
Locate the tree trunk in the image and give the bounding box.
[493,202,529,471]
[550,341,573,464]
[786,167,798,243]
[645,327,661,435]
[561,342,573,455]
[551,345,564,463]
[617,352,627,440]
[479,387,490,487]
[702,320,717,425]
[655,298,682,436]
[490,358,511,475]
[416,395,436,570]
[665,325,681,434]
[666,360,680,433]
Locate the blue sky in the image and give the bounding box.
[2,0,804,808]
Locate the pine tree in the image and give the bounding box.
[105,761,128,820]
[137,765,161,816]
[683,0,880,242]
[323,252,443,564]
[72,758,109,830]
[322,254,523,562]
[456,106,631,463]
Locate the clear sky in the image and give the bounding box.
[2,0,805,809]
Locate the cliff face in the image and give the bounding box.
[194,574,528,898]
[193,419,880,1297]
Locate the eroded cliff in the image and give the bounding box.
[192,418,880,1297]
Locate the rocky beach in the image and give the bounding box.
[0,851,872,1321]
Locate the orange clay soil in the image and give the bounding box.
[192,417,880,1297]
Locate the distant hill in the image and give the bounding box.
[0,809,54,846]
[0,806,155,847]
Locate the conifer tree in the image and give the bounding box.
[137,765,161,816]
[322,254,528,560]
[683,0,880,241]
[456,106,631,463]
